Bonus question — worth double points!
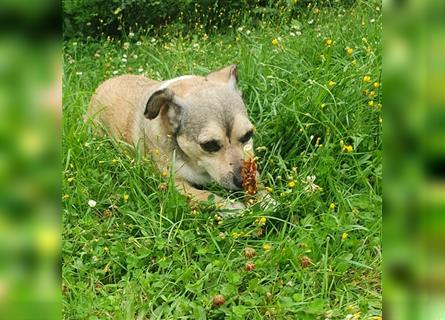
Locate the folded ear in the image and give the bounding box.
[144,88,184,132]
[207,64,238,89]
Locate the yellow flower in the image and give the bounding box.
[266,187,273,193]
[62,194,70,200]
[325,39,333,47]
[346,304,358,313]
[123,194,129,202]
[288,180,296,188]
[351,59,357,65]
[363,75,371,83]
[231,232,240,239]
[370,316,382,320]
[345,47,353,55]
[162,170,168,177]
[67,177,75,182]
[262,243,272,251]
[327,80,336,87]
[329,203,336,210]
[272,38,279,46]
[342,145,353,153]
[259,217,267,225]
[112,158,118,164]
[341,232,348,241]
[368,100,375,107]
[369,91,376,98]
[373,82,380,88]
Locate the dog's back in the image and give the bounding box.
[86,75,158,143]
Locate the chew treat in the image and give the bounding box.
[241,144,257,195]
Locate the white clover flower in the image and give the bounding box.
[304,175,321,193]
[88,200,96,207]
[136,41,142,46]
[129,32,135,37]
[112,70,119,75]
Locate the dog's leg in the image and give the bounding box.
[175,178,245,215]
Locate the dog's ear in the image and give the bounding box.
[144,88,184,131]
[207,64,238,89]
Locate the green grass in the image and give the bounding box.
[63,2,382,319]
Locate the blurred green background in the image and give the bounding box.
[384,0,445,319]
[0,0,444,318]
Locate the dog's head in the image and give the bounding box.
[143,65,254,190]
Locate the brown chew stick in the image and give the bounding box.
[241,145,257,195]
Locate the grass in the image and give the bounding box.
[63,2,382,319]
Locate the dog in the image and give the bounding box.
[86,65,261,211]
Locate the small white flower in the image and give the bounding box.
[138,67,144,73]
[290,32,295,36]
[151,38,156,43]
[296,31,302,36]
[72,42,78,46]
[193,43,199,48]
[75,72,83,76]
[246,30,251,35]
[136,41,142,46]
[113,70,119,75]
[370,18,375,23]
[123,42,130,49]
[121,58,127,63]
[133,54,138,59]
[129,32,135,37]
[304,175,321,193]
[86,22,91,26]
[123,54,127,58]
[237,26,244,32]
[308,19,314,25]
[88,200,97,207]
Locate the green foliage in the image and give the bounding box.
[63,1,382,319]
[63,0,359,38]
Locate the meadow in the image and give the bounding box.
[63,1,382,319]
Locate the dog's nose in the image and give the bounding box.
[233,174,243,189]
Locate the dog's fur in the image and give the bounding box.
[86,65,259,210]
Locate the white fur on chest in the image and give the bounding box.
[175,158,212,186]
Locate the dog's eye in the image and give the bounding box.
[200,140,221,153]
[239,130,253,144]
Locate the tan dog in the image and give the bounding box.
[86,65,258,211]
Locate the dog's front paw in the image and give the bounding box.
[219,200,246,218]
